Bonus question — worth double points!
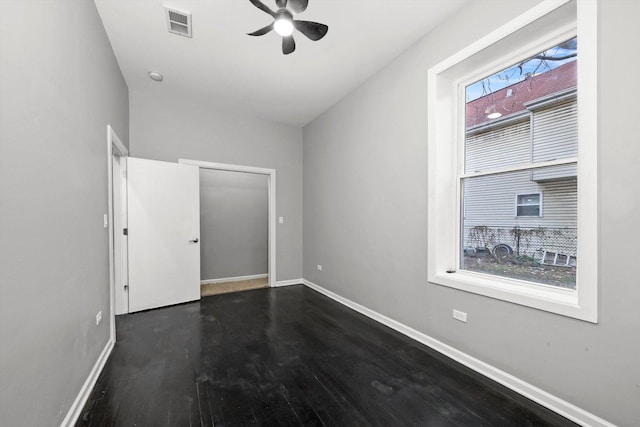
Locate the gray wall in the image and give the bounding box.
[303,0,640,425]
[130,90,302,281]
[0,1,129,425]
[200,169,268,280]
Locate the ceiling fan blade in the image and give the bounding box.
[248,0,276,17]
[287,0,308,13]
[294,20,328,41]
[275,0,288,8]
[247,23,274,36]
[282,35,296,55]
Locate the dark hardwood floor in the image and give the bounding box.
[78,285,576,426]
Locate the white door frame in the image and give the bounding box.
[178,159,277,287]
[112,154,128,315]
[107,125,128,341]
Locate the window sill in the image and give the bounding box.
[430,270,595,322]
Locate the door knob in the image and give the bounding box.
[189,238,199,243]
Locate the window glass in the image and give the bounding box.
[516,193,541,217]
[461,38,577,290]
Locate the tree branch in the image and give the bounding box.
[529,53,577,61]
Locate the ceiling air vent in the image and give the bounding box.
[165,7,192,38]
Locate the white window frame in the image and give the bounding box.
[427,0,598,322]
[515,192,543,217]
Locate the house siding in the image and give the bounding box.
[465,120,531,173]
[532,98,578,181]
[463,96,578,257]
[463,175,577,256]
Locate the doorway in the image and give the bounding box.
[108,154,277,322]
[179,159,277,288]
[199,168,269,296]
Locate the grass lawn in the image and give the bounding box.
[463,254,576,289]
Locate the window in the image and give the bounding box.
[515,193,542,217]
[427,0,598,322]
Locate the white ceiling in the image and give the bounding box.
[95,0,468,126]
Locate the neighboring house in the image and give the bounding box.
[463,61,577,264]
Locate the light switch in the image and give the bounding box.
[279,216,284,224]
[103,214,108,228]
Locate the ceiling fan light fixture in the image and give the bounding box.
[274,16,294,36]
[485,104,502,119]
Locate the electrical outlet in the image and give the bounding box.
[279,216,284,224]
[96,311,102,326]
[453,309,467,323]
[317,264,323,271]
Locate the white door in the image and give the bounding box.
[127,157,200,312]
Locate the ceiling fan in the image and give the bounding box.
[247,0,328,55]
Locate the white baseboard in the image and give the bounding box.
[201,274,268,285]
[273,278,304,287]
[60,338,114,427]
[302,279,614,427]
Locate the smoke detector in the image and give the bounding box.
[148,72,163,82]
[165,6,192,38]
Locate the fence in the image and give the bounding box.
[464,225,577,262]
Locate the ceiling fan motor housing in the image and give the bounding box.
[276,9,293,20]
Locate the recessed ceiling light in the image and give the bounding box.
[148,72,163,82]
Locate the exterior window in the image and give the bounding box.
[462,38,576,289]
[427,0,598,322]
[516,193,542,217]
